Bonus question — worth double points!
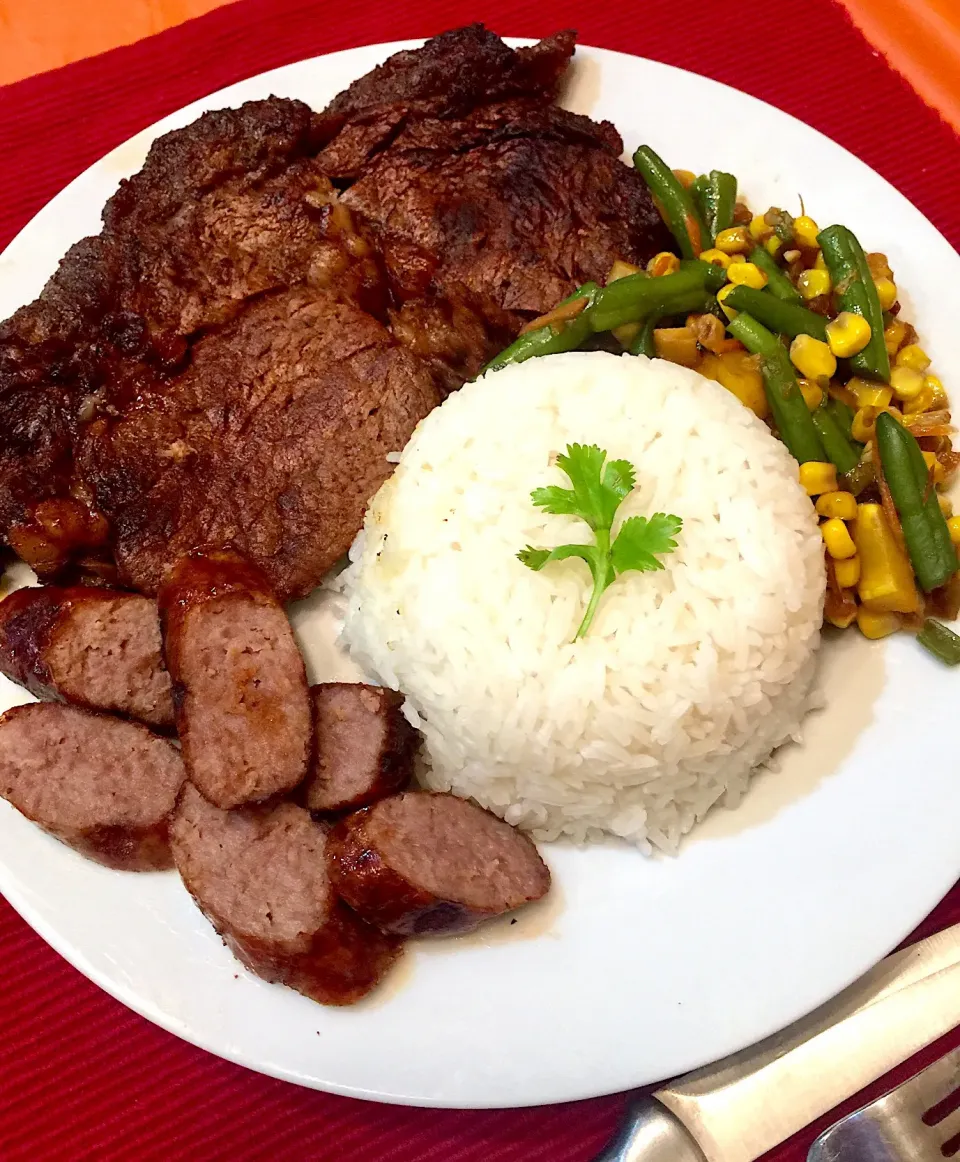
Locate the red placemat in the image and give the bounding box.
[1,1,959,1159]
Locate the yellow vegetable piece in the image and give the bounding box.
[799,462,838,496]
[825,594,859,629]
[717,283,739,319]
[764,236,782,257]
[826,312,872,359]
[653,327,700,367]
[854,503,921,614]
[709,350,769,418]
[856,607,901,640]
[834,555,861,588]
[939,494,954,519]
[821,517,857,559]
[647,252,681,277]
[896,344,931,372]
[848,378,892,409]
[727,261,768,290]
[814,251,828,272]
[924,374,947,407]
[852,405,903,442]
[948,517,960,545]
[749,214,772,240]
[612,322,641,348]
[890,365,925,401]
[793,215,820,247]
[921,451,946,485]
[607,259,641,282]
[816,491,858,521]
[699,248,731,270]
[903,386,934,415]
[715,227,750,255]
[798,379,823,410]
[790,334,837,380]
[797,269,831,300]
[873,278,898,311]
[672,169,697,188]
[883,319,908,356]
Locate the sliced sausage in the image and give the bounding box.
[159,550,311,808]
[327,791,551,936]
[303,683,418,813]
[0,585,174,729]
[170,783,402,1005]
[0,702,185,870]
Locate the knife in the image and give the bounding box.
[595,921,960,1162]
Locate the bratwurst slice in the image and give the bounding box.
[159,550,311,808]
[328,791,550,936]
[303,684,418,813]
[170,783,401,1005]
[0,585,173,728]
[0,702,185,869]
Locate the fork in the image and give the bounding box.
[808,1044,960,1162]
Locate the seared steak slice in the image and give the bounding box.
[343,101,673,316]
[316,25,575,179]
[77,286,440,599]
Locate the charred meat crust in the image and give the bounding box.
[0,585,174,728]
[327,791,551,936]
[303,683,418,813]
[0,702,185,870]
[158,549,312,808]
[170,783,401,1005]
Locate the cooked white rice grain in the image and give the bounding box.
[342,351,824,852]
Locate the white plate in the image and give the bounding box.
[1,39,959,1110]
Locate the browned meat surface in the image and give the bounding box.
[159,550,312,808]
[315,26,575,180]
[79,286,439,598]
[0,702,185,870]
[303,684,418,813]
[343,101,673,318]
[0,585,173,728]
[171,782,402,1005]
[328,791,551,936]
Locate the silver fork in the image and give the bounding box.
[808,1044,960,1162]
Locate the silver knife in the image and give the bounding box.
[596,921,960,1162]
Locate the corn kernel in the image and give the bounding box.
[717,283,739,319]
[816,491,858,521]
[749,214,772,240]
[647,252,681,277]
[814,251,828,271]
[727,261,767,290]
[821,517,857,559]
[874,278,898,311]
[672,168,697,188]
[764,236,782,258]
[826,312,872,358]
[856,607,901,640]
[793,215,820,247]
[797,269,831,300]
[890,365,925,401]
[924,374,947,407]
[699,248,731,270]
[715,227,750,254]
[883,319,908,356]
[799,461,838,496]
[939,494,954,518]
[948,517,960,545]
[799,379,823,410]
[834,555,861,588]
[848,378,892,409]
[896,344,931,372]
[922,451,946,484]
[790,334,837,380]
[852,406,879,443]
[903,386,934,415]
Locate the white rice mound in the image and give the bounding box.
[341,351,825,852]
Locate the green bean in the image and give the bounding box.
[586,266,714,333]
[917,618,960,666]
[826,396,856,440]
[700,171,737,242]
[633,145,708,259]
[683,259,728,294]
[722,286,828,340]
[875,411,958,591]
[817,225,891,381]
[748,246,802,303]
[841,455,875,497]
[629,314,662,358]
[726,313,827,464]
[481,283,599,374]
[811,404,860,474]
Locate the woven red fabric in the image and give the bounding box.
[0,0,959,1158]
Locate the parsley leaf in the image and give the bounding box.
[517,443,682,639]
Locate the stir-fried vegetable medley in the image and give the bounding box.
[484,145,960,664]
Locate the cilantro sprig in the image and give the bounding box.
[518,443,682,639]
